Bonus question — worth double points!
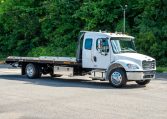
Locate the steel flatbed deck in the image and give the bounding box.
[6,56,80,66]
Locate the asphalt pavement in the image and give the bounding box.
[0,64,166,119]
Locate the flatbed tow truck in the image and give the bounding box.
[6,31,156,87]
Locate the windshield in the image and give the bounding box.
[111,37,136,53]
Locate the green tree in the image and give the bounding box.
[0,0,166,66]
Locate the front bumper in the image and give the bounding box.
[126,71,155,81]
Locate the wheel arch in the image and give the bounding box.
[105,63,126,81]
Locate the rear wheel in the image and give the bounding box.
[109,68,127,88]
[25,63,40,79]
[136,80,151,85]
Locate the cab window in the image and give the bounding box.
[85,38,92,50]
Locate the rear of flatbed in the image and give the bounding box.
[5,56,82,79]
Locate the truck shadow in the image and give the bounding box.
[0,75,146,89]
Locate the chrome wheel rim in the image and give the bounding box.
[26,65,34,77]
[111,71,122,86]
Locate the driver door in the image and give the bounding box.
[93,37,111,69]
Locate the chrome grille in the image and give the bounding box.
[142,60,156,70]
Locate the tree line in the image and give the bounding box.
[0,0,166,66]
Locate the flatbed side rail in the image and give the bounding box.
[5,56,81,66]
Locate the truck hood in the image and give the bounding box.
[115,53,155,62]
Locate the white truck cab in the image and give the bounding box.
[6,31,156,88]
[80,31,156,87]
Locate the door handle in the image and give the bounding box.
[93,56,97,62]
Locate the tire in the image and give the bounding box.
[109,68,127,88]
[37,71,42,78]
[136,80,151,85]
[25,63,40,79]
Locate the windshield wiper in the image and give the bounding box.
[121,50,136,53]
[121,48,137,53]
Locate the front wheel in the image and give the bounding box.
[136,80,151,85]
[109,68,127,88]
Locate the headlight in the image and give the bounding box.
[126,64,139,69]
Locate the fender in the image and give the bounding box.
[105,59,142,80]
[105,62,125,80]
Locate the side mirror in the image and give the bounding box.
[96,38,109,56]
